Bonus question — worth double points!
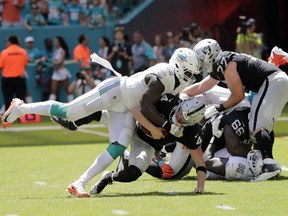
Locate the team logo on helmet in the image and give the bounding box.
[177,53,188,62]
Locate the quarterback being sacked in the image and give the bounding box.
[54,93,206,194]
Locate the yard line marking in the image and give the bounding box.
[34,181,48,185]
[278,117,288,121]
[78,128,109,137]
[5,214,19,216]
[216,204,236,210]
[111,209,129,215]
[281,166,288,172]
[0,124,105,132]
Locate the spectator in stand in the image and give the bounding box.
[94,36,111,79]
[1,0,25,27]
[132,30,156,73]
[153,33,165,64]
[68,66,99,97]
[236,18,262,59]
[64,0,86,26]
[21,0,39,19]
[24,36,42,63]
[0,35,28,110]
[179,27,193,49]
[86,0,105,28]
[73,34,91,69]
[162,31,179,62]
[107,26,132,76]
[49,36,74,102]
[23,3,46,31]
[47,0,65,25]
[103,0,119,25]
[41,38,54,60]
[39,0,49,22]
[189,22,202,48]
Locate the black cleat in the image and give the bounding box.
[51,116,78,131]
[90,171,113,195]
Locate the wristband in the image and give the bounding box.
[217,104,226,112]
[196,166,207,174]
[158,160,165,167]
[162,120,171,131]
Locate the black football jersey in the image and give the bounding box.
[136,94,202,150]
[211,51,279,92]
[201,106,250,151]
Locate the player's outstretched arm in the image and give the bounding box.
[190,147,206,193]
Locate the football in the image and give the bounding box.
[140,125,169,138]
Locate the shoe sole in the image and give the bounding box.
[1,99,24,129]
[67,185,90,198]
[251,169,281,182]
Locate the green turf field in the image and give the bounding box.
[0,117,287,216]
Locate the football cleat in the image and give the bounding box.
[251,158,281,182]
[51,116,78,131]
[1,98,24,129]
[90,171,113,195]
[268,46,288,67]
[67,181,90,197]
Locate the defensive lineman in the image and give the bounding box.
[2,48,200,197]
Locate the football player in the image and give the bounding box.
[3,48,200,197]
[89,93,206,195]
[182,39,288,181]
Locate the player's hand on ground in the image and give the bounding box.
[160,163,174,179]
[194,186,205,194]
[150,127,165,140]
[170,123,184,137]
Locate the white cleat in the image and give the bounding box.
[67,181,90,197]
[1,98,24,129]
[251,158,281,182]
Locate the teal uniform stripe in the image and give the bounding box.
[68,81,120,109]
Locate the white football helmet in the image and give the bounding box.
[247,150,264,176]
[169,48,200,85]
[193,39,221,73]
[171,95,206,126]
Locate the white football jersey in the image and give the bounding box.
[206,148,253,181]
[120,63,190,110]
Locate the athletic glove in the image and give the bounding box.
[158,161,174,179]
[162,121,184,137]
[211,114,224,138]
[204,104,225,119]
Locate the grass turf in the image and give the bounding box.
[0,118,288,215]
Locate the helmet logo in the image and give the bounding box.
[202,46,212,55]
[177,53,187,62]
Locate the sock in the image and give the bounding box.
[19,101,54,116]
[49,94,56,100]
[77,150,114,186]
[67,94,74,102]
[74,111,102,127]
[254,129,273,159]
[25,96,33,103]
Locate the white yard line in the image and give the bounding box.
[281,166,288,172]
[278,117,288,121]
[0,124,109,137]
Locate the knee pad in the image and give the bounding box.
[107,142,126,159]
[50,101,67,118]
[125,165,142,182]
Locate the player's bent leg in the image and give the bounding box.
[90,166,142,195]
[67,143,126,197]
